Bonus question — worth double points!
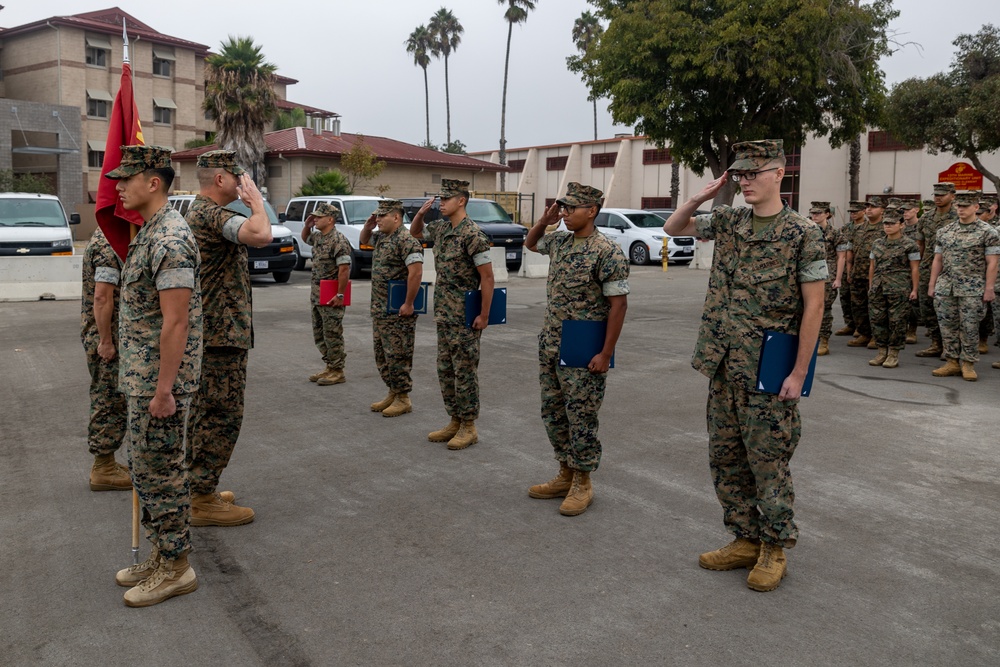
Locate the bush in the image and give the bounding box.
[296,169,352,196]
[0,170,56,194]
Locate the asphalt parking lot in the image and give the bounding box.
[1,263,998,666]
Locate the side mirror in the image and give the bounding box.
[69,213,81,225]
[278,212,286,222]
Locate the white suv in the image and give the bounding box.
[0,193,79,257]
[596,208,695,265]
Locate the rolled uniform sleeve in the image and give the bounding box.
[95,265,121,285]
[798,225,829,283]
[694,213,716,240]
[151,237,198,291]
[986,227,1000,255]
[221,214,246,244]
[907,251,921,261]
[404,252,424,266]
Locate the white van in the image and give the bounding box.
[0,193,79,256]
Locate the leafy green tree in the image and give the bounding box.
[429,7,464,145]
[568,10,603,142]
[883,24,1000,191]
[203,36,277,186]
[572,0,897,204]
[340,135,387,194]
[0,170,55,194]
[183,135,216,150]
[498,0,536,190]
[275,107,308,130]
[406,25,435,148]
[419,140,440,151]
[295,169,352,197]
[442,140,467,154]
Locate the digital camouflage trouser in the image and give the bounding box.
[820,283,838,339]
[373,315,416,394]
[850,276,872,337]
[538,347,606,472]
[127,394,192,561]
[436,323,482,421]
[707,362,800,548]
[188,347,248,496]
[311,303,345,371]
[869,287,911,350]
[85,344,127,457]
[935,295,986,362]
[918,266,941,343]
[840,278,855,331]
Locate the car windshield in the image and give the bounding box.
[467,201,513,224]
[624,212,666,228]
[224,200,279,225]
[0,199,66,227]
[343,200,410,225]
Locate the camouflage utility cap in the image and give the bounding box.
[309,202,340,220]
[882,209,902,223]
[196,149,246,175]
[557,182,603,207]
[809,201,831,214]
[105,145,172,179]
[898,199,919,210]
[728,139,784,172]
[954,191,981,206]
[374,199,404,216]
[922,199,935,209]
[866,195,886,208]
[980,193,997,206]
[438,178,470,198]
[848,200,868,212]
[933,182,956,195]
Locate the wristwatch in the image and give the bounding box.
[336,293,345,299]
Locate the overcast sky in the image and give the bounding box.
[1,1,992,152]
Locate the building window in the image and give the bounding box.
[868,130,914,152]
[507,159,525,172]
[642,148,672,165]
[780,172,801,211]
[545,198,557,208]
[88,150,105,169]
[641,197,672,209]
[153,98,177,125]
[152,47,175,78]
[546,156,568,171]
[153,58,171,77]
[86,90,112,118]
[267,165,282,178]
[591,152,617,168]
[431,173,442,184]
[784,144,801,173]
[85,35,111,67]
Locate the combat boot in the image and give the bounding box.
[915,340,943,357]
[528,462,574,499]
[317,368,345,386]
[905,325,917,344]
[993,360,1000,369]
[558,471,593,516]
[834,325,854,336]
[382,393,412,418]
[90,454,131,491]
[218,491,235,503]
[882,349,900,368]
[699,537,761,570]
[191,492,255,527]
[116,545,160,587]
[866,339,878,350]
[961,361,977,382]
[123,552,197,608]
[817,337,830,356]
[868,347,888,366]
[428,417,461,442]
[308,367,329,382]
[370,391,396,412]
[746,542,787,592]
[847,335,871,347]
[931,358,962,377]
[978,338,989,354]
[447,420,478,450]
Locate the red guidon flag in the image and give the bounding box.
[95,60,145,261]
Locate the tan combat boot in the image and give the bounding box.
[528,462,574,499]
[961,361,977,382]
[905,325,917,344]
[746,542,787,592]
[218,491,235,503]
[834,325,854,336]
[317,368,345,386]
[993,360,1000,369]
[817,337,830,356]
[868,347,888,366]
[308,367,328,382]
[978,337,989,354]
[866,339,878,349]
[915,340,943,357]
[191,492,255,527]
[123,552,198,607]
[428,417,461,442]
[370,391,396,412]
[698,537,761,570]
[116,545,160,587]
[882,349,900,368]
[90,454,132,491]
[382,393,412,418]
[558,471,593,516]
[447,420,478,450]
[931,358,962,377]
[847,335,871,347]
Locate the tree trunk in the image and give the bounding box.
[423,66,430,147]
[670,160,680,207]
[444,54,451,145]
[849,134,861,201]
[592,97,598,141]
[499,22,513,192]
[967,152,1000,194]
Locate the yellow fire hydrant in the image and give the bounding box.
[662,237,669,272]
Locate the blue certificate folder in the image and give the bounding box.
[387,281,431,314]
[559,320,615,368]
[464,288,508,327]
[755,330,818,397]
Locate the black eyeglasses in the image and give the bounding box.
[730,167,780,183]
[558,205,578,214]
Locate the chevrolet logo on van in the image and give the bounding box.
[16,248,30,254]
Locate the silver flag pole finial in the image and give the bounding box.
[122,18,130,65]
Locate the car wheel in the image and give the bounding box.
[294,252,306,271]
[629,242,649,265]
[273,271,292,283]
[349,252,362,279]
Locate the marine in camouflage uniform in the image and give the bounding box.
[896,199,922,340]
[978,194,997,350]
[80,227,130,490]
[306,203,353,381]
[525,182,629,517]
[846,196,886,345]
[834,201,866,336]
[915,182,958,355]
[867,210,920,365]
[930,191,1000,379]
[184,150,267,526]
[107,146,203,604]
[808,202,838,352]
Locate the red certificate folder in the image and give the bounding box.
[319,279,351,306]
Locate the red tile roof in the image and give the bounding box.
[172,128,509,172]
[276,99,339,118]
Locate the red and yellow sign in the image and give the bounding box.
[938,162,983,191]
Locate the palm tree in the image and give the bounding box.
[498,0,536,191]
[571,11,603,141]
[428,7,464,145]
[405,25,434,148]
[203,36,277,185]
